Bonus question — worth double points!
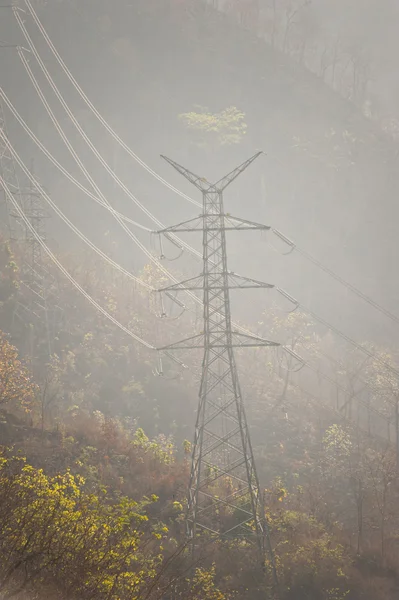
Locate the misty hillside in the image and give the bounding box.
[2,0,399,344]
[2,2,399,599]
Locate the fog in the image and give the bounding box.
[3,2,399,598]
[1,0,399,345]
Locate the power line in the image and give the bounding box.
[12,13,277,328]
[0,86,273,338]
[275,286,399,380]
[3,119,390,439]
[0,89,152,231]
[14,44,214,317]
[26,0,399,338]
[11,50,393,403]
[0,130,153,292]
[0,87,209,283]
[0,97,22,240]
[13,14,202,262]
[15,46,189,298]
[2,1,390,465]
[272,228,399,328]
[0,172,155,349]
[12,30,206,294]
[15,3,396,436]
[22,0,202,210]
[14,46,396,397]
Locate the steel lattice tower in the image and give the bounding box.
[157,153,280,593]
[17,164,53,359]
[0,98,21,241]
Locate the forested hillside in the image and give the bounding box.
[1,1,399,599]
[2,0,399,339]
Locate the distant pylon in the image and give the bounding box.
[0,98,21,241]
[156,153,280,594]
[0,97,56,361]
[17,163,53,359]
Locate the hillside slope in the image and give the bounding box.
[1,0,398,344]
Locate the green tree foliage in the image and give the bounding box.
[179,105,247,148]
[0,453,162,600]
[0,240,19,331]
[1,203,399,599]
[0,331,37,411]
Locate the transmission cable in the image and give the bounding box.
[0,89,205,269]
[288,379,391,443]
[0,84,151,232]
[13,19,202,262]
[14,45,214,315]
[22,0,202,210]
[275,287,399,380]
[0,129,153,291]
[272,228,399,327]
[15,46,194,299]
[21,0,399,340]
[4,128,384,424]
[0,173,155,349]
[15,7,376,406]
[297,333,396,414]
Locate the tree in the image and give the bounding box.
[0,331,36,412]
[0,240,18,320]
[0,453,163,600]
[364,446,396,563]
[179,106,247,150]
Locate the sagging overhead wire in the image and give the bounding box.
[14,13,164,231]
[0,173,155,350]
[297,333,396,416]
[4,60,356,408]
[22,0,202,210]
[13,16,201,263]
[0,89,151,232]
[19,1,399,410]
[28,0,396,340]
[1,95,150,235]
[14,44,191,300]
[2,139,380,424]
[274,286,399,381]
[1,87,252,333]
[0,89,203,269]
[288,379,392,442]
[0,129,152,292]
[14,43,214,318]
[13,12,277,330]
[11,56,363,415]
[15,4,384,413]
[272,228,399,328]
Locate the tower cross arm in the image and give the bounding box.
[161,151,264,192]
[223,215,270,230]
[157,275,204,293]
[231,331,280,348]
[155,215,203,235]
[213,151,263,191]
[157,273,274,293]
[155,215,271,235]
[156,331,279,351]
[161,155,212,192]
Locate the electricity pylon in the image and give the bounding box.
[0,97,56,362]
[0,98,21,241]
[156,153,280,593]
[17,164,53,359]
